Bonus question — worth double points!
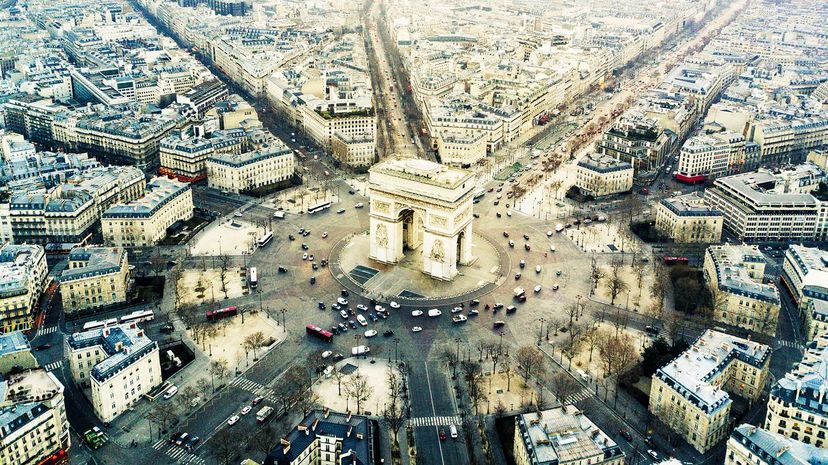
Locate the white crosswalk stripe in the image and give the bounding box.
[154,440,205,464]
[152,439,165,450]
[408,415,461,427]
[564,387,593,405]
[231,377,264,393]
[44,360,63,371]
[36,325,58,337]
[777,340,804,350]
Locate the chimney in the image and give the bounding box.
[297,423,307,432]
[324,407,330,418]
[280,437,290,454]
[346,426,353,438]
[311,418,319,431]
[102,327,110,337]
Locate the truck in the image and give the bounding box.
[273,211,285,219]
[514,287,525,297]
[256,405,274,423]
[84,427,106,449]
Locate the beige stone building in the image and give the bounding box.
[649,330,770,453]
[765,331,828,447]
[654,193,723,243]
[207,144,295,194]
[0,244,48,334]
[436,130,488,167]
[513,405,625,465]
[0,368,70,465]
[60,247,129,314]
[0,331,38,375]
[779,245,828,340]
[574,153,633,198]
[331,132,375,169]
[66,323,161,422]
[727,424,828,465]
[101,177,193,248]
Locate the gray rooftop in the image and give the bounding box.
[731,424,828,465]
[67,324,156,383]
[706,244,779,304]
[61,247,126,282]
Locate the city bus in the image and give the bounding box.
[305,324,334,343]
[307,201,331,214]
[662,256,689,266]
[248,267,258,289]
[82,318,118,331]
[119,310,155,325]
[257,232,273,247]
[206,306,238,322]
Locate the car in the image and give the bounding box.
[369,313,378,322]
[160,324,174,334]
[348,190,355,195]
[301,243,309,250]
[535,265,541,273]
[524,243,531,251]
[556,269,562,276]
[302,253,308,260]
[318,301,326,310]
[412,326,423,333]
[470,299,480,306]
[333,353,344,361]
[35,342,52,351]
[349,320,357,329]
[234,212,243,218]
[322,232,328,238]
[493,303,504,310]
[163,386,178,399]
[390,301,400,309]
[507,211,512,217]
[515,272,521,280]
[356,304,368,311]
[411,310,423,317]
[309,254,314,261]
[620,430,633,441]
[337,297,349,305]
[278,266,288,273]
[378,311,388,319]
[549,245,556,252]
[508,240,514,247]
[503,231,509,237]
[452,306,463,313]
[428,309,442,317]
[546,230,553,237]
[312,263,319,270]
[493,320,505,328]
[184,436,201,451]
[340,310,349,319]
[240,406,252,416]
[452,315,467,323]
[341,289,350,297]
[383,330,395,337]
[354,203,364,208]
[365,329,378,337]
[174,432,189,446]
[519,260,526,268]
[332,303,341,311]
[331,326,340,335]
[252,396,264,405]
[302,230,310,237]
[644,325,660,335]
[299,228,305,234]
[322,350,333,359]
[227,415,240,426]
[337,208,346,214]
[338,323,349,332]
[523,234,529,240]
[552,284,559,290]
[506,305,517,314]
[468,309,479,316]
[647,450,658,460]
[356,315,368,326]
[439,429,447,441]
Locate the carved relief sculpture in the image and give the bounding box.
[430,239,446,263]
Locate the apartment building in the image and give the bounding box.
[0,368,70,465]
[263,409,373,465]
[658,60,734,116]
[436,130,488,167]
[331,132,375,169]
[752,118,828,167]
[703,163,828,242]
[654,193,723,243]
[207,145,295,194]
[101,177,193,248]
[703,245,780,336]
[0,331,38,377]
[596,111,671,173]
[649,330,770,453]
[513,405,625,465]
[779,245,828,339]
[675,130,746,183]
[0,245,47,334]
[66,323,161,422]
[574,153,634,198]
[60,247,129,314]
[727,424,828,465]
[766,332,828,447]
[176,79,229,118]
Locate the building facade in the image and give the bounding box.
[0,245,48,334]
[779,245,828,340]
[649,330,770,453]
[264,410,373,465]
[207,145,295,194]
[726,424,828,465]
[60,247,129,314]
[654,193,723,243]
[66,323,161,422]
[574,153,634,198]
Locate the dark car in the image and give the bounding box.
[349,320,357,329]
[644,325,659,335]
[160,324,174,334]
[523,234,529,240]
[506,305,517,314]
[331,326,340,335]
[169,432,184,444]
[620,430,633,441]
[369,313,379,322]
[341,289,350,297]
[312,263,319,270]
[301,243,309,250]
[338,323,348,332]
[318,302,326,310]
[503,231,509,238]
[348,190,355,195]
[493,320,505,328]
[333,353,345,361]
[278,266,288,273]
[524,243,531,251]
[184,436,201,451]
[288,234,295,241]
[383,330,395,337]
[493,303,504,310]
[309,276,316,285]
[470,299,480,306]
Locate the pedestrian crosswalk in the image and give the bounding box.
[36,325,58,337]
[44,360,63,371]
[776,340,804,350]
[151,439,205,464]
[408,415,461,427]
[563,387,593,405]
[229,377,279,404]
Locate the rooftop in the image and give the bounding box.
[771,331,828,415]
[66,323,156,383]
[0,245,44,300]
[102,177,189,219]
[577,153,633,174]
[369,157,474,191]
[61,247,126,282]
[656,330,770,414]
[706,244,779,304]
[710,163,826,208]
[0,331,30,358]
[786,245,828,297]
[660,192,722,217]
[265,410,372,465]
[730,424,828,465]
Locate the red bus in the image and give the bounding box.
[206,306,238,321]
[663,256,689,265]
[306,324,333,343]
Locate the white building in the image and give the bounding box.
[727,424,828,465]
[574,153,634,198]
[675,130,746,183]
[780,245,828,340]
[101,177,193,247]
[66,323,161,422]
[0,245,48,334]
[60,247,129,314]
[654,193,723,243]
[207,144,295,194]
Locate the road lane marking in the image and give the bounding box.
[423,362,446,465]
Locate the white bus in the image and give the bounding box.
[249,267,258,289]
[119,310,155,325]
[308,201,331,214]
[257,232,273,247]
[82,318,118,331]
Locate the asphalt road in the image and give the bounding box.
[408,362,468,465]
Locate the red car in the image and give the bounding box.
[439,430,447,441]
[252,396,264,405]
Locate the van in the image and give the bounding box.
[163,385,178,399]
[450,425,458,438]
[351,345,370,356]
[576,369,590,382]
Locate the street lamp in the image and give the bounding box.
[537,317,545,345]
[354,334,363,357]
[279,308,287,332]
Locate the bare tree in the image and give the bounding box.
[195,377,211,399]
[149,402,178,433]
[177,385,199,411]
[515,346,544,383]
[383,369,405,446]
[566,303,579,327]
[607,262,628,305]
[461,360,487,415]
[550,372,581,404]
[218,255,232,299]
[502,353,514,391]
[345,374,371,414]
[209,358,229,391]
[208,429,239,465]
[332,368,347,396]
[597,330,637,377]
[590,256,605,295]
[245,331,266,359]
[583,324,601,363]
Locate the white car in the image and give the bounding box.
[340,310,349,319]
[546,230,553,237]
[534,285,542,293]
[356,315,368,326]
[428,309,442,317]
[302,253,308,260]
[356,304,368,311]
[451,307,463,313]
[322,232,328,238]
[375,305,385,312]
[354,202,364,208]
[240,406,252,415]
[411,310,423,317]
[337,297,349,306]
[506,210,512,217]
[364,329,377,338]
[552,283,559,290]
[227,415,240,426]
[549,245,556,252]
[321,350,333,359]
[535,265,541,273]
[389,301,401,309]
[412,326,423,333]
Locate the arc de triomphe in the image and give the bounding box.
[368,158,475,281]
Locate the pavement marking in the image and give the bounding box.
[564,387,593,405]
[44,360,63,371]
[36,325,58,337]
[423,362,447,465]
[152,439,165,450]
[409,415,461,427]
[776,340,803,350]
